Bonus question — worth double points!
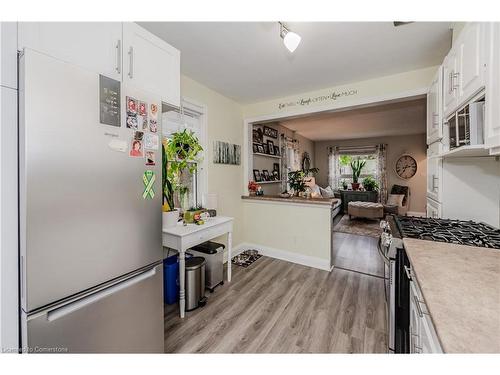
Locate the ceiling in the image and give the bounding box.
[139,22,452,104]
[277,98,427,141]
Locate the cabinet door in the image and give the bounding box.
[123,23,180,106]
[458,23,486,104]
[409,282,422,354]
[18,22,122,81]
[427,67,443,144]
[426,142,443,202]
[1,22,17,89]
[426,198,442,219]
[443,49,458,117]
[485,23,500,155]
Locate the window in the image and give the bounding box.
[162,101,207,210]
[338,153,378,185]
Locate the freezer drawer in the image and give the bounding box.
[21,263,164,353]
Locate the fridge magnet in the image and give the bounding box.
[99,75,121,127]
[133,131,144,141]
[126,96,137,114]
[142,170,155,199]
[108,138,128,153]
[145,151,156,166]
[126,113,138,129]
[144,133,159,150]
[139,101,147,116]
[149,103,158,120]
[137,114,148,130]
[149,119,158,133]
[129,139,143,158]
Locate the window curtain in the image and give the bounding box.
[376,144,388,204]
[283,136,300,191]
[328,146,340,189]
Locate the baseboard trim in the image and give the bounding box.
[407,211,426,217]
[231,242,331,271]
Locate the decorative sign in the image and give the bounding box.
[277,89,358,110]
[99,75,121,127]
[142,170,156,199]
[213,141,241,165]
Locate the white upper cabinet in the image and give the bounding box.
[1,22,18,89]
[457,23,486,104]
[18,22,122,81]
[444,23,487,118]
[123,23,180,106]
[427,66,443,144]
[442,48,458,117]
[485,22,500,155]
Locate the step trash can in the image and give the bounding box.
[185,256,207,311]
[188,241,225,293]
[163,252,194,305]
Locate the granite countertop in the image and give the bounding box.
[241,194,341,207]
[403,238,500,353]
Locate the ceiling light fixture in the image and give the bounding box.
[279,22,301,53]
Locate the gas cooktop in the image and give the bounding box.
[394,216,500,249]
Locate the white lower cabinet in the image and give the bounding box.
[409,276,443,353]
[427,142,443,203]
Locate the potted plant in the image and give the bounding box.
[341,179,348,190]
[288,167,319,196]
[350,158,366,191]
[162,130,203,228]
[362,176,379,192]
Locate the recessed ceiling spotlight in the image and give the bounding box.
[279,22,301,53]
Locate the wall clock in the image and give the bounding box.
[395,154,417,180]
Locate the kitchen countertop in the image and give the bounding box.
[241,194,341,207]
[403,238,500,353]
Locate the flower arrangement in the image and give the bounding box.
[248,180,261,196]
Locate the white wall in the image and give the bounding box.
[442,157,500,227]
[181,75,245,247]
[0,21,19,352]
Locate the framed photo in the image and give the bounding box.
[274,145,280,156]
[267,140,275,155]
[252,143,259,153]
[262,170,270,181]
[253,169,262,182]
[263,126,278,139]
[257,144,265,153]
[272,170,280,181]
[273,162,280,175]
[252,127,263,143]
[263,143,269,154]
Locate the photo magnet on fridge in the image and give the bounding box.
[126,113,138,129]
[129,139,144,158]
[126,96,137,114]
[145,151,156,166]
[144,133,159,150]
[133,131,144,141]
[139,101,147,116]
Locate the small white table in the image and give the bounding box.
[162,216,234,318]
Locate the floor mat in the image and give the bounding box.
[333,214,382,238]
[232,250,262,268]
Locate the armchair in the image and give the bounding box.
[388,184,410,216]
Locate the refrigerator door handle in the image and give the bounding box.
[46,267,157,322]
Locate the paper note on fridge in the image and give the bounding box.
[144,133,159,150]
[108,139,128,153]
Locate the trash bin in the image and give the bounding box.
[163,254,179,305]
[189,241,225,292]
[185,256,206,311]
[163,252,193,305]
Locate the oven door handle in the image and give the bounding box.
[377,238,390,265]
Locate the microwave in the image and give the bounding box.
[447,101,484,149]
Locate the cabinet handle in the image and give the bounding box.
[452,71,460,91]
[413,294,429,318]
[128,46,134,79]
[449,72,454,94]
[404,265,412,280]
[432,113,439,126]
[432,175,438,192]
[115,40,121,74]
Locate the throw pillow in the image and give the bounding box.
[320,186,335,198]
[387,194,405,207]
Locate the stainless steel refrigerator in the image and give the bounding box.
[19,49,164,353]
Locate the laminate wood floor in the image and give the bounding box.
[164,257,387,353]
[331,232,385,278]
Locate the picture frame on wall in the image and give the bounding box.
[262,170,270,181]
[252,143,259,153]
[257,144,265,154]
[267,140,275,155]
[274,146,280,156]
[263,143,269,154]
[272,170,280,181]
[263,126,278,139]
[273,162,280,176]
[252,127,263,143]
[253,169,262,182]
